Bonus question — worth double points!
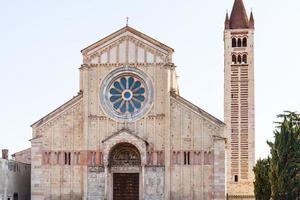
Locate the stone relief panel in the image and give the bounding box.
[87,166,105,200]
[144,166,165,200]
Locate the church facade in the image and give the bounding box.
[31,26,226,200]
[30,0,256,199]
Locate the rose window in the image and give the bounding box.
[109,76,146,113]
[99,67,154,122]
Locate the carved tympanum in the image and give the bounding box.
[109,143,141,166]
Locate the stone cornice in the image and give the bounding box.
[81,26,174,54]
[79,63,167,69]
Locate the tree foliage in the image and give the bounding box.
[267,111,300,199]
[253,158,271,200]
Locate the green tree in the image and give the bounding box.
[253,158,271,200]
[267,111,300,199]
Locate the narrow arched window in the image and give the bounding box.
[64,152,68,165]
[68,152,71,165]
[242,37,247,47]
[242,54,247,64]
[232,38,237,47]
[232,55,237,64]
[237,55,242,64]
[238,38,242,47]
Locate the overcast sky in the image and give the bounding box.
[1,0,300,160]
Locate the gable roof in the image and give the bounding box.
[170,92,225,127]
[81,26,174,54]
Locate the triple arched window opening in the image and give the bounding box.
[232,37,247,48]
[232,54,247,65]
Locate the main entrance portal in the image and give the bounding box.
[113,173,139,200]
[109,142,142,200]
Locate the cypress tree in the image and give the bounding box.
[267,111,300,199]
[253,158,271,200]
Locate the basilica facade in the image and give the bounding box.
[31,25,226,200]
[30,0,255,199]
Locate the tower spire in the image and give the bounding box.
[249,11,255,29]
[225,12,230,29]
[229,0,249,29]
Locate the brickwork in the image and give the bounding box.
[224,0,255,197]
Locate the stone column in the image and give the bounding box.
[104,165,108,200]
[141,165,145,200]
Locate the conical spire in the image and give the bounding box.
[249,11,255,29]
[225,12,230,29]
[229,0,249,29]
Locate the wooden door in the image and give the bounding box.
[113,173,139,200]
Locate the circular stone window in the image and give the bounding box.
[100,67,154,122]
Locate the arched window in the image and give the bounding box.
[232,38,237,47]
[232,55,237,64]
[242,54,247,64]
[237,55,242,64]
[237,38,242,47]
[242,37,247,47]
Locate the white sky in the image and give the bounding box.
[1,0,300,160]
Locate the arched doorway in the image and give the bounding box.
[109,143,141,200]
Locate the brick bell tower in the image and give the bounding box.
[224,0,255,197]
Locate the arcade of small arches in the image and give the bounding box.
[232,53,248,65]
[232,37,247,48]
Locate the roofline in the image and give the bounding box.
[170,92,225,126]
[81,26,174,54]
[11,148,31,157]
[0,158,31,166]
[31,92,83,128]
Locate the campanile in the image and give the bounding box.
[224,0,255,197]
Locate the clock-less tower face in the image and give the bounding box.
[99,67,154,122]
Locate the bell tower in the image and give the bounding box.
[224,0,255,197]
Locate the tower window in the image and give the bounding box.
[237,55,242,64]
[242,37,247,47]
[242,54,247,64]
[234,175,239,182]
[232,38,237,47]
[232,55,237,64]
[237,38,242,47]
